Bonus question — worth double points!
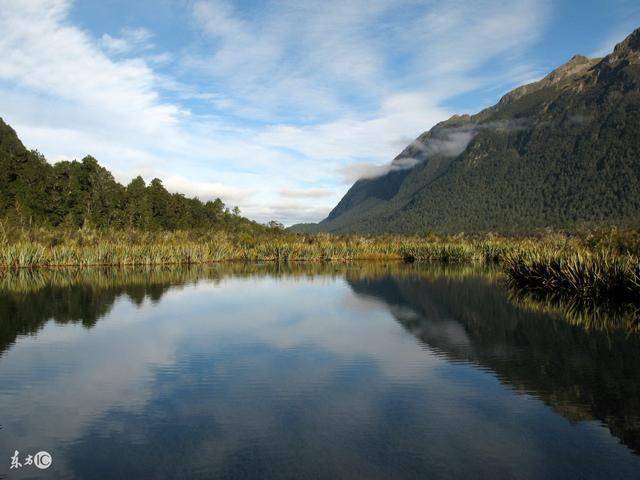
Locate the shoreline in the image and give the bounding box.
[0,230,638,309]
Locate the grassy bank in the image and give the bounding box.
[504,250,640,302]
[0,227,526,267]
[0,226,639,306]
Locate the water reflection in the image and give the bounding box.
[507,287,640,333]
[0,263,492,357]
[347,272,640,453]
[0,263,639,479]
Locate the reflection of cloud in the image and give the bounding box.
[0,274,440,463]
[0,298,180,475]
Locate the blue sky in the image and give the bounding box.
[0,0,639,225]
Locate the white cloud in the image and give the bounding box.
[279,187,334,199]
[161,175,254,204]
[101,33,130,54]
[188,0,392,120]
[188,0,550,122]
[255,93,451,165]
[101,27,154,55]
[249,202,333,224]
[0,0,554,225]
[338,163,393,184]
[411,0,550,77]
[0,0,179,135]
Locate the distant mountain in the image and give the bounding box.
[0,118,261,231]
[295,27,640,234]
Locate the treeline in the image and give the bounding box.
[0,118,266,232]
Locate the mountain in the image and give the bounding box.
[0,118,260,231]
[299,27,640,234]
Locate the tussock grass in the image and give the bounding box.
[400,240,516,264]
[0,229,460,267]
[0,234,515,267]
[1,226,639,310]
[503,249,640,302]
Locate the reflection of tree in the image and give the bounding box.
[347,273,640,454]
[0,266,230,357]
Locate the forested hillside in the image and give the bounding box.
[0,118,261,231]
[299,27,640,234]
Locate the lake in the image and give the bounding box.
[0,263,639,479]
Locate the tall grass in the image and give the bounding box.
[503,249,640,302]
[0,229,508,267]
[1,226,639,309]
[0,235,513,267]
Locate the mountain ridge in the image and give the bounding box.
[293,27,640,234]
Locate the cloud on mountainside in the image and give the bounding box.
[341,118,533,182]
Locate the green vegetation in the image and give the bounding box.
[504,250,640,302]
[0,118,263,232]
[0,223,636,274]
[0,227,479,267]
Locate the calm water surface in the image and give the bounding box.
[0,263,639,479]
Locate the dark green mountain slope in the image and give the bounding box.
[307,27,640,234]
[0,118,260,231]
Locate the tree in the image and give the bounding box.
[266,220,285,230]
[0,117,267,233]
[147,178,171,229]
[125,176,151,228]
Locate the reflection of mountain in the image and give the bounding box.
[347,273,640,454]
